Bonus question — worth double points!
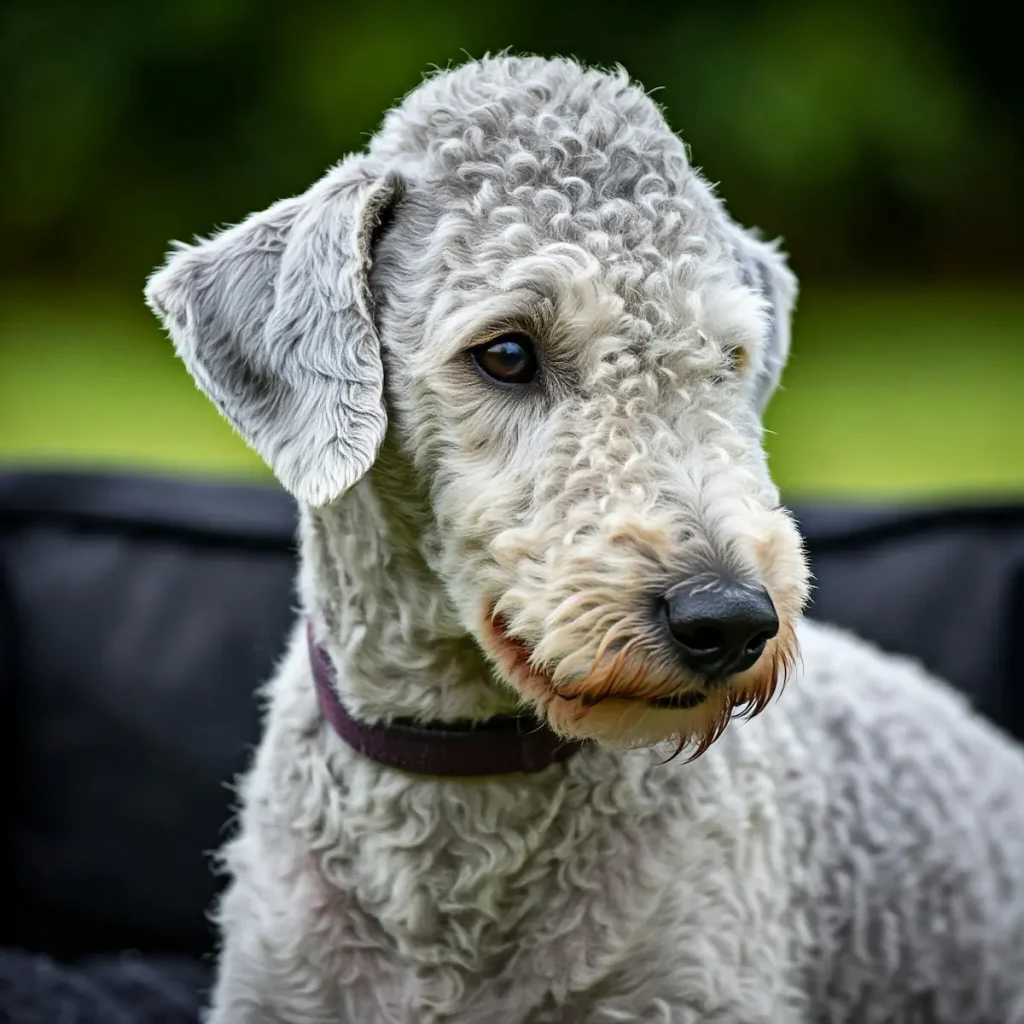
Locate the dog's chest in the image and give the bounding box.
[272,735,809,1023]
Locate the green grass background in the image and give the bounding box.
[2,285,1022,500]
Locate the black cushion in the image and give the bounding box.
[0,472,296,959]
[798,504,1024,735]
[0,470,1021,961]
[0,949,209,1023]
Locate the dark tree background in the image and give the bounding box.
[1,0,1020,290]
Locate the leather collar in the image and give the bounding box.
[307,624,586,777]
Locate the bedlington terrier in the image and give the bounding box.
[146,55,1024,1024]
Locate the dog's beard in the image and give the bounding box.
[480,607,798,756]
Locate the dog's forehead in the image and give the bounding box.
[371,57,700,214]
[369,59,759,371]
[375,59,669,152]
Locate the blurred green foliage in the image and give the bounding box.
[3,285,1022,497]
[0,1,1021,497]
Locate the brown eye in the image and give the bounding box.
[471,333,538,385]
[727,346,749,373]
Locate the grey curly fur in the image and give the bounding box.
[146,55,1024,1023]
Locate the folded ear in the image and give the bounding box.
[145,157,400,506]
[730,228,798,415]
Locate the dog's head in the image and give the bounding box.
[147,56,809,753]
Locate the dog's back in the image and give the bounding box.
[783,620,1024,1024]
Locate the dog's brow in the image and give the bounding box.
[426,288,545,362]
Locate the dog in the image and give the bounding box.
[146,55,1024,1024]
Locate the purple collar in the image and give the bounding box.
[307,624,586,777]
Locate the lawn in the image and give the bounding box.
[2,285,1022,500]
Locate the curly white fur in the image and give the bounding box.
[147,55,1024,1023]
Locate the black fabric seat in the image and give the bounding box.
[0,469,1021,1019]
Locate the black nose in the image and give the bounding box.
[661,581,779,680]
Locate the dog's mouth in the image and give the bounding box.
[481,608,710,712]
[479,602,792,750]
[646,691,708,709]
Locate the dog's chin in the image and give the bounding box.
[479,609,795,755]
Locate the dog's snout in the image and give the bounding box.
[661,581,779,680]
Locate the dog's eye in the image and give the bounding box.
[726,346,749,373]
[471,333,538,385]
[710,346,749,385]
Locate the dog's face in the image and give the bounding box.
[147,57,809,752]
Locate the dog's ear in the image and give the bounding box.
[730,228,798,416]
[145,158,400,507]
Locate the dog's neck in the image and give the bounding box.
[298,453,520,725]
[287,449,691,981]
